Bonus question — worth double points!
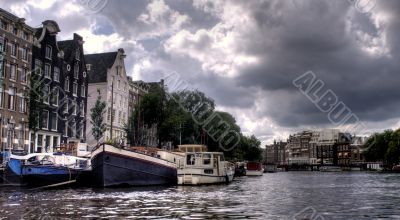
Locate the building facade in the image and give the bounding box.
[85,48,129,147]
[58,33,88,147]
[287,131,312,165]
[265,140,287,165]
[0,9,35,153]
[31,20,64,153]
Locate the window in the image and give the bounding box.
[53,137,58,149]
[53,67,60,82]
[75,49,80,60]
[10,42,17,56]
[43,85,50,104]
[51,87,59,106]
[19,96,26,113]
[42,110,49,129]
[0,84,4,108]
[0,61,4,78]
[81,85,85,97]
[35,59,42,75]
[203,154,211,165]
[72,121,76,137]
[22,32,29,41]
[73,83,77,96]
[86,64,91,71]
[79,123,84,139]
[74,62,79,78]
[80,102,85,116]
[45,45,52,59]
[20,68,27,83]
[21,48,28,61]
[64,78,70,91]
[12,27,18,35]
[73,101,77,115]
[44,63,51,78]
[51,112,58,130]
[186,154,195,165]
[64,120,68,137]
[1,21,8,30]
[10,64,17,80]
[63,99,68,113]
[0,36,4,52]
[8,87,16,110]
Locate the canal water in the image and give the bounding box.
[1,172,400,219]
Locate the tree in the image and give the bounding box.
[124,109,136,145]
[90,89,107,145]
[27,72,46,152]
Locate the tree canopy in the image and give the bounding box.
[126,87,263,161]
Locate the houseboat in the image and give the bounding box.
[176,145,235,185]
[5,153,91,186]
[246,162,264,176]
[90,144,177,187]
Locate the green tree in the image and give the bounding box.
[27,73,46,152]
[90,89,107,145]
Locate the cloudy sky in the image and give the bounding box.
[4,0,400,146]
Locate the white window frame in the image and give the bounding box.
[44,63,51,79]
[74,62,79,79]
[20,68,27,83]
[53,67,60,82]
[81,85,85,97]
[52,87,59,106]
[45,45,52,59]
[10,63,17,81]
[73,82,78,96]
[8,87,16,111]
[44,85,50,104]
[42,110,49,130]
[51,112,58,131]
[64,78,70,91]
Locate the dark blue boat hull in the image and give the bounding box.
[91,150,177,187]
[5,159,90,187]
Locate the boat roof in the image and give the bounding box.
[178,144,208,152]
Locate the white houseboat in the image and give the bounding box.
[175,145,235,185]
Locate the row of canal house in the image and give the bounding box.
[0,8,159,154]
[265,129,368,167]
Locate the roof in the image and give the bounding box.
[84,52,118,83]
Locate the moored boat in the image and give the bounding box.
[176,145,235,185]
[90,144,177,187]
[6,153,91,187]
[246,162,263,176]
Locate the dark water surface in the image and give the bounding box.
[1,172,400,219]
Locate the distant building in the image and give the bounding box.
[0,9,35,152]
[311,129,352,165]
[265,140,287,165]
[287,131,312,165]
[85,48,129,146]
[349,136,368,165]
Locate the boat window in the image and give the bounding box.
[186,154,195,165]
[204,169,213,174]
[203,154,211,165]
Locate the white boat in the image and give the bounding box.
[246,162,264,176]
[175,145,235,185]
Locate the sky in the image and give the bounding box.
[3,0,400,146]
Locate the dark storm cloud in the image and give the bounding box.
[226,0,400,127]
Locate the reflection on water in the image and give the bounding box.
[1,172,400,219]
